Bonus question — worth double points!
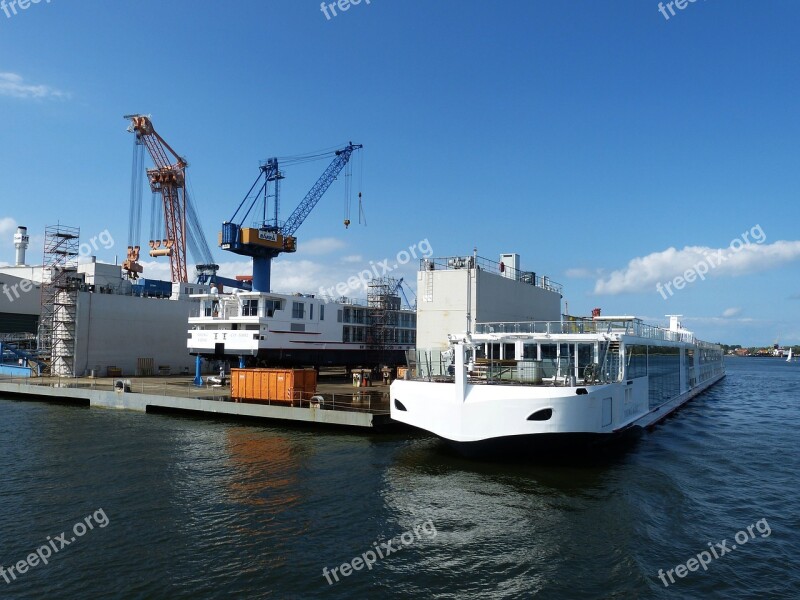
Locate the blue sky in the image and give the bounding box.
[0,0,798,346]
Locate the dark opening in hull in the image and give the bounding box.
[197,348,409,369]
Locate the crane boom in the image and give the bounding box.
[125,114,216,284]
[126,115,188,282]
[282,142,362,236]
[393,277,417,311]
[220,142,362,293]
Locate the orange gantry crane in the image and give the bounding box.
[124,114,188,282]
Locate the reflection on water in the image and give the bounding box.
[224,428,303,509]
[380,437,650,598]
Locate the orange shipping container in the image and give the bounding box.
[231,368,317,404]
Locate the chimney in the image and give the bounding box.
[13,226,29,266]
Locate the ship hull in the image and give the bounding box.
[442,428,643,459]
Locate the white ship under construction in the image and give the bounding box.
[187,281,416,368]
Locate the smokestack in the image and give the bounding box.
[13,226,29,266]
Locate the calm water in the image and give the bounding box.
[1,358,798,599]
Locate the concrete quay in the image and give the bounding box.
[0,374,399,430]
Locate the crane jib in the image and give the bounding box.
[219,142,362,293]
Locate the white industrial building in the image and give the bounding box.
[0,271,41,334]
[1,226,204,376]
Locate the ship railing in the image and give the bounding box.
[316,295,370,307]
[468,358,620,386]
[0,332,37,343]
[420,255,563,294]
[475,320,612,335]
[475,319,697,343]
[189,302,240,319]
[403,349,621,386]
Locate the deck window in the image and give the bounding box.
[540,343,558,378]
[647,346,681,408]
[264,299,282,317]
[577,343,595,378]
[242,299,259,317]
[292,302,305,319]
[626,344,648,379]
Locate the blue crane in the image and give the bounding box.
[393,277,417,311]
[194,267,252,291]
[220,143,362,292]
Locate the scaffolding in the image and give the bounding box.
[367,277,401,352]
[38,225,80,376]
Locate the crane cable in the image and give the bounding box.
[343,157,352,228]
[358,148,366,226]
[150,192,162,242]
[185,176,216,266]
[128,137,145,249]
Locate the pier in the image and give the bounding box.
[0,374,398,430]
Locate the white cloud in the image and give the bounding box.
[341,254,363,263]
[298,237,346,256]
[136,260,173,281]
[565,267,604,279]
[0,73,69,100]
[594,240,800,295]
[0,217,17,237]
[140,256,355,296]
[722,307,741,318]
[683,315,758,325]
[135,251,418,300]
[272,259,331,292]
[214,261,252,281]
